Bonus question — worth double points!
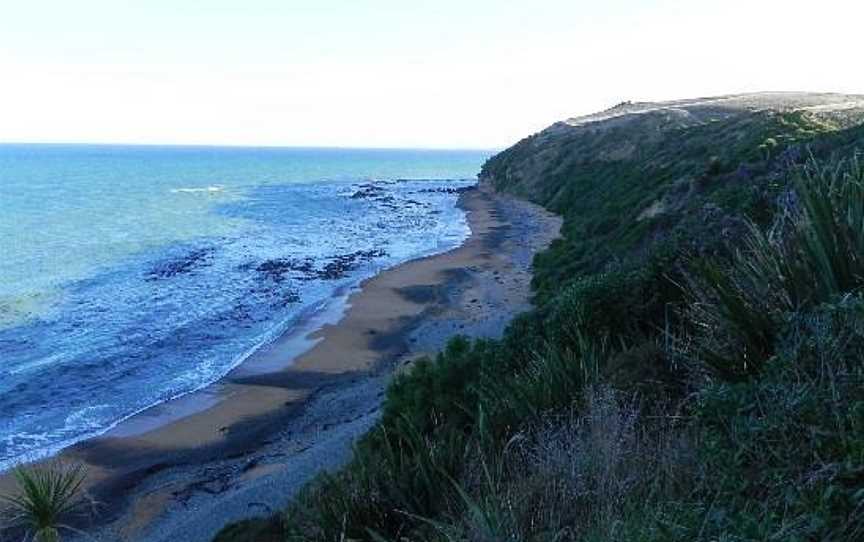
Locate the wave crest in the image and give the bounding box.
[170,186,224,194]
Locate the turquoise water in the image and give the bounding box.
[0,144,489,469]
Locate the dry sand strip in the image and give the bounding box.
[3,187,559,542]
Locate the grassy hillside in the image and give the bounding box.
[216,93,864,541]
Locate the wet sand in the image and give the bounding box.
[3,187,560,541]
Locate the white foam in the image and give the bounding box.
[170,186,224,194]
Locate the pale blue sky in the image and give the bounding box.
[0,0,861,148]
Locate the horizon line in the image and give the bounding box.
[0,140,501,153]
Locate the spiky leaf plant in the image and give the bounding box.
[1,463,87,542]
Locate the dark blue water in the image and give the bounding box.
[0,144,489,469]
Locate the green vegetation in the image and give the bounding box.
[1,463,88,542]
[216,108,864,541]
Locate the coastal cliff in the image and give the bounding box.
[481,92,864,200]
[481,92,864,302]
[218,92,864,541]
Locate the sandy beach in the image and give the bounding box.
[3,187,560,542]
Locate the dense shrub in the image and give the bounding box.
[686,298,864,540]
[413,386,695,542]
[383,336,488,435]
[687,157,864,380]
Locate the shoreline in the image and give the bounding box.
[4,187,561,541]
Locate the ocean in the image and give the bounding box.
[0,144,489,470]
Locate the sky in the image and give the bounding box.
[0,0,862,149]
